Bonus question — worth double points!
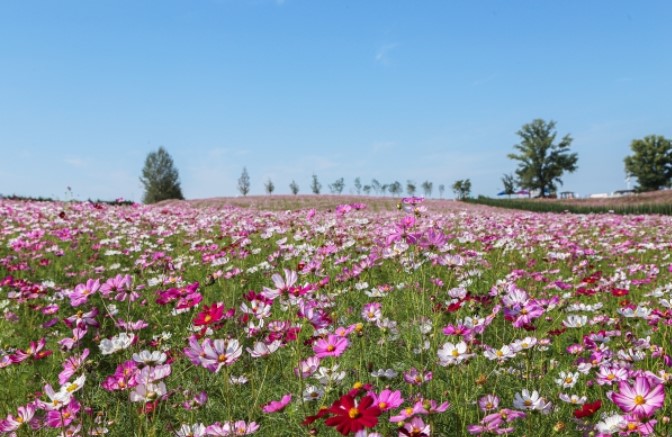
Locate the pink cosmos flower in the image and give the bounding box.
[399,416,430,437]
[0,403,37,433]
[59,348,90,385]
[313,335,348,358]
[262,394,292,413]
[206,420,260,435]
[69,278,100,307]
[610,376,665,418]
[295,356,321,378]
[370,389,404,412]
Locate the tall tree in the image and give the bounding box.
[238,167,251,196]
[508,119,578,197]
[289,180,300,195]
[452,179,472,200]
[389,181,403,197]
[353,177,362,195]
[421,180,433,197]
[310,174,322,195]
[140,146,184,204]
[406,180,417,196]
[328,177,345,194]
[501,173,517,197]
[264,179,275,195]
[438,184,445,198]
[624,135,672,191]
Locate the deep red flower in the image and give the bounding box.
[324,394,381,435]
[193,302,226,326]
[573,400,602,418]
[611,288,629,297]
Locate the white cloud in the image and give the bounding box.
[375,43,398,65]
[64,157,87,168]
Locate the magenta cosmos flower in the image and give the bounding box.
[610,376,665,418]
[262,394,292,413]
[313,335,349,358]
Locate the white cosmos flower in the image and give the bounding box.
[437,341,473,366]
[246,340,281,358]
[303,385,325,401]
[555,371,580,388]
[558,393,586,405]
[99,333,135,355]
[129,381,167,403]
[132,350,167,366]
[595,414,626,434]
[60,374,86,395]
[371,368,398,379]
[563,315,588,328]
[513,389,552,412]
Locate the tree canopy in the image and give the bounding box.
[624,135,672,192]
[139,146,184,204]
[507,119,578,197]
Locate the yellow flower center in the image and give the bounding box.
[451,349,459,357]
[348,408,360,419]
[520,308,528,315]
[379,402,387,409]
[627,422,637,431]
[218,353,228,362]
[564,377,573,384]
[66,383,79,392]
[353,381,363,389]
[405,407,414,416]
[524,400,532,407]
[607,374,615,380]
[496,350,504,357]
[204,314,212,323]
[326,345,335,352]
[634,395,646,406]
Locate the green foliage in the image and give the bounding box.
[289,180,300,195]
[624,135,672,192]
[238,167,251,196]
[139,146,184,204]
[310,174,321,194]
[452,178,472,200]
[507,119,578,197]
[353,177,362,195]
[501,173,517,196]
[328,177,345,194]
[468,196,672,215]
[406,180,416,196]
[264,179,275,195]
[421,180,433,197]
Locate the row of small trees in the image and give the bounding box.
[139,122,671,203]
[239,169,469,199]
[139,149,470,203]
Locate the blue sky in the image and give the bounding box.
[1,1,670,201]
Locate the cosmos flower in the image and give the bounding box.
[610,376,665,418]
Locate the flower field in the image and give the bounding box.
[1,198,671,436]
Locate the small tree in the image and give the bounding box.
[624,135,672,191]
[363,185,372,195]
[389,181,403,197]
[289,180,300,195]
[264,179,275,195]
[452,179,472,200]
[501,173,517,197]
[508,119,578,197]
[438,184,445,198]
[328,177,345,194]
[140,146,184,204]
[353,177,362,195]
[238,167,251,196]
[406,180,416,196]
[311,174,322,195]
[421,180,433,198]
[371,179,381,195]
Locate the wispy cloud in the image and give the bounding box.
[64,157,87,168]
[375,43,398,65]
[472,73,497,86]
[371,141,395,153]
